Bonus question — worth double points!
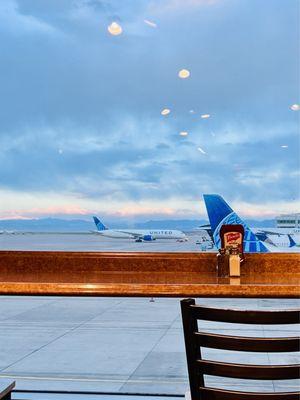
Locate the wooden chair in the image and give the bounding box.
[181,299,300,399]
[0,381,15,400]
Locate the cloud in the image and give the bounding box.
[0,0,298,219]
[148,0,218,14]
[0,0,59,35]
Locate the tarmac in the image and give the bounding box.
[0,232,213,252]
[1,232,300,253]
[0,296,299,399]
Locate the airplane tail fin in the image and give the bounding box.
[288,234,296,248]
[203,194,269,253]
[93,216,108,231]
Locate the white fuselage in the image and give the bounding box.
[265,235,295,248]
[257,227,300,235]
[253,227,300,247]
[96,229,186,240]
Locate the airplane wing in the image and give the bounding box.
[116,230,156,241]
[115,230,138,238]
[255,229,286,236]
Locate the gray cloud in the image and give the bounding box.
[0,0,299,216]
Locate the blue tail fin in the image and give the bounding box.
[203,194,269,253]
[93,216,108,231]
[288,234,296,248]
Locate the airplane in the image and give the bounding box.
[198,222,298,249]
[253,226,300,247]
[0,230,17,234]
[202,194,298,252]
[93,217,187,242]
[253,231,298,248]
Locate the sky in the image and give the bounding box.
[0,0,299,222]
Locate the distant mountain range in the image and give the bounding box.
[0,217,276,232]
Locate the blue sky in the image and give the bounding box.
[0,0,299,221]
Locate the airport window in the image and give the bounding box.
[0,2,299,398]
[0,0,299,254]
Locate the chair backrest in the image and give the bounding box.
[0,380,15,400]
[181,298,300,400]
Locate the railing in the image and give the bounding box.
[0,251,299,297]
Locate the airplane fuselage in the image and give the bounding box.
[253,228,300,247]
[96,229,186,240]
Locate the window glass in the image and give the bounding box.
[0,0,299,253]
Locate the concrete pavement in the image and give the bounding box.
[0,296,298,397]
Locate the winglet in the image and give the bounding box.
[288,234,296,248]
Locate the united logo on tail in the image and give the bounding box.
[203,194,269,253]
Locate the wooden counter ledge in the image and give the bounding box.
[0,251,299,297]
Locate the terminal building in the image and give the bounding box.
[276,213,300,228]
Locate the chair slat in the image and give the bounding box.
[191,305,300,324]
[199,387,300,400]
[197,360,300,380]
[195,332,300,352]
[0,381,15,400]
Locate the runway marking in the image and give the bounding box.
[0,374,187,384]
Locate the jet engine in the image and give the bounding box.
[142,235,155,241]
